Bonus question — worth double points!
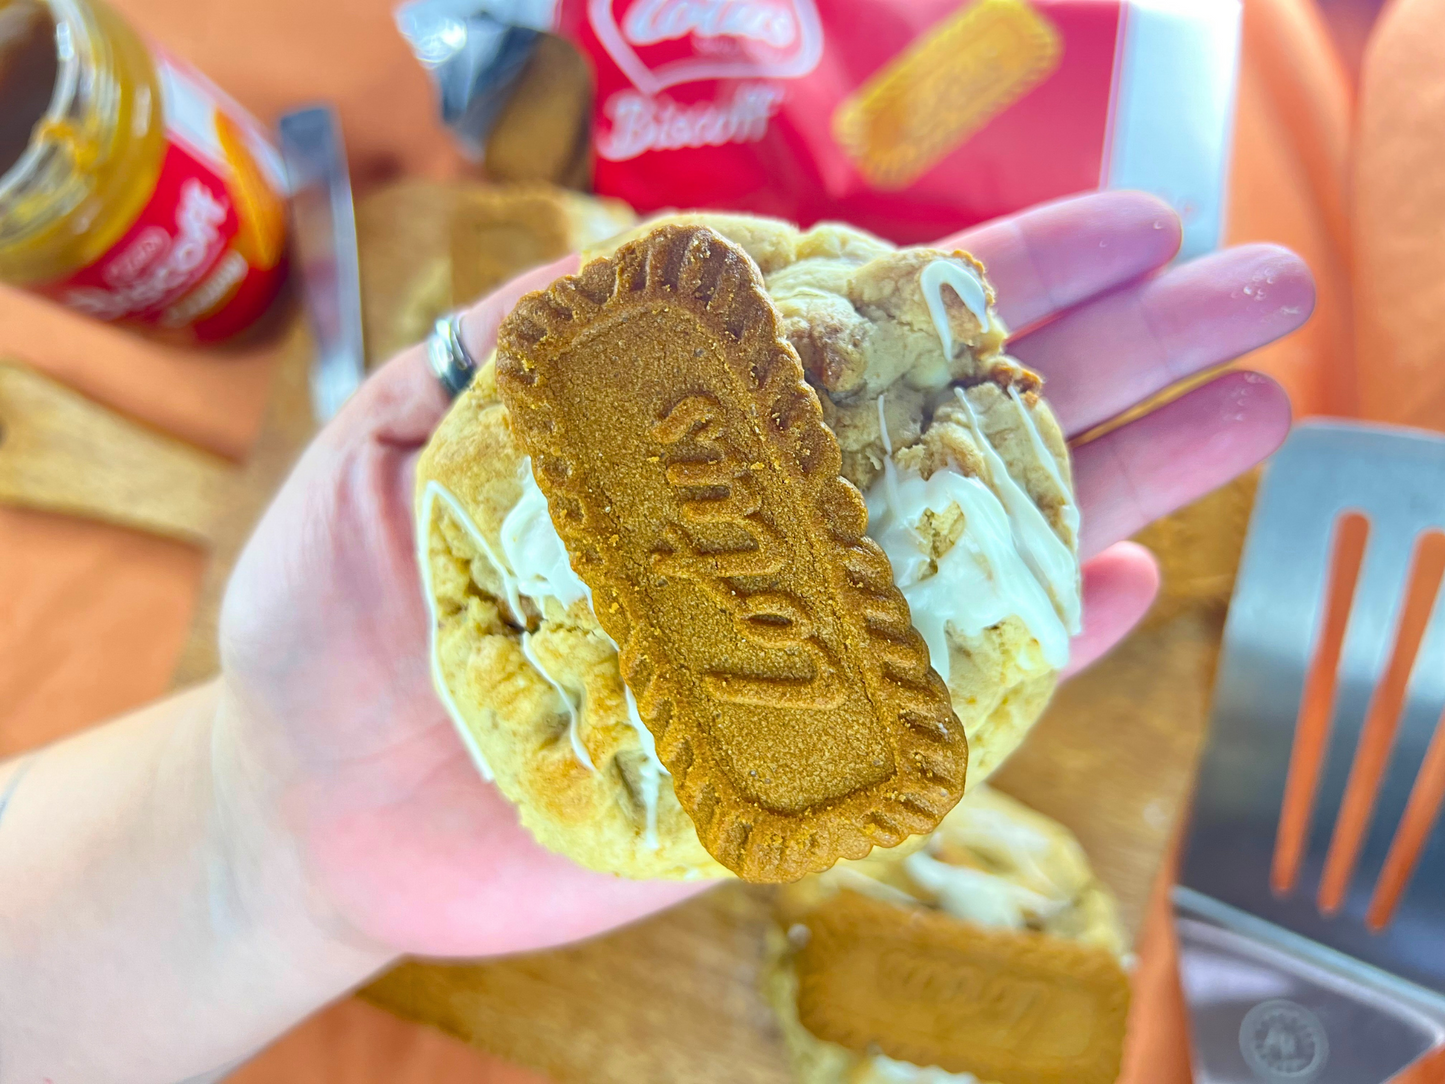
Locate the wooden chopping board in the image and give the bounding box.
[0,179,1255,1082]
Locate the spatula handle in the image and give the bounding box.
[1174,889,1445,1083]
[0,363,231,545]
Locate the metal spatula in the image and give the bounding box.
[1176,420,1445,1083]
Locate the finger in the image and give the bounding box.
[938,190,1182,330]
[1075,371,1291,560]
[1062,541,1160,679]
[347,342,451,448]
[338,253,584,449]
[1013,244,1315,435]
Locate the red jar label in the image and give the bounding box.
[37,53,287,341]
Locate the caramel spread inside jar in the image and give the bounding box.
[0,1,57,177]
[0,0,285,339]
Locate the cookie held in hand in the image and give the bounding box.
[415,212,1079,882]
[495,225,966,883]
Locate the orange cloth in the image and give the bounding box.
[1,0,1442,1080]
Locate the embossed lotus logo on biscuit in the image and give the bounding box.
[588,0,824,94]
[494,225,966,883]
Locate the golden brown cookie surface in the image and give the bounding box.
[794,890,1129,1084]
[496,225,966,883]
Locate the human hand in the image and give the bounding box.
[216,190,1309,960]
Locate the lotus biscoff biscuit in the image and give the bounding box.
[796,891,1128,1084]
[765,786,1130,1084]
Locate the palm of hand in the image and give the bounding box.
[219,192,1311,958]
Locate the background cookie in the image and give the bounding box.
[764,787,1128,1084]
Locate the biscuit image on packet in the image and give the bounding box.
[767,787,1129,1084]
[494,225,967,883]
[415,211,1080,885]
[833,0,1063,191]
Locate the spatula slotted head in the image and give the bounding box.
[1181,421,1445,995]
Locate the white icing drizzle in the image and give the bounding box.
[920,259,990,360]
[866,1054,980,1084]
[863,260,1081,675]
[876,393,905,518]
[417,481,498,783]
[499,465,591,612]
[1007,383,1080,542]
[621,682,662,850]
[945,798,1060,886]
[418,472,666,849]
[830,863,921,909]
[899,793,1075,929]
[951,388,1081,640]
[903,847,1067,929]
[867,462,1071,675]
[521,630,593,771]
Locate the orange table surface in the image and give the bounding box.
[2,0,1443,1080]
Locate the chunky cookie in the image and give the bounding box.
[496,226,965,883]
[765,787,1129,1084]
[416,212,1079,881]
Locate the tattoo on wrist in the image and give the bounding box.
[0,756,35,826]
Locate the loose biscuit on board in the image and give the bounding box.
[794,891,1130,1084]
[495,225,967,883]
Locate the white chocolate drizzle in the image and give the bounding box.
[902,796,1075,929]
[866,444,1072,675]
[904,848,1063,927]
[951,388,1081,640]
[417,470,665,848]
[1007,383,1079,543]
[867,1055,981,1084]
[864,261,1081,678]
[417,481,500,783]
[620,682,663,850]
[920,259,990,359]
[499,467,591,613]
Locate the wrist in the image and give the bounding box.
[0,683,399,1083]
[207,678,397,982]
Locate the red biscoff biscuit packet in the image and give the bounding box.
[401,0,1241,258]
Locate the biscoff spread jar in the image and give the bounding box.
[0,0,287,341]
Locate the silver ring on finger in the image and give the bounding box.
[427,311,479,399]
